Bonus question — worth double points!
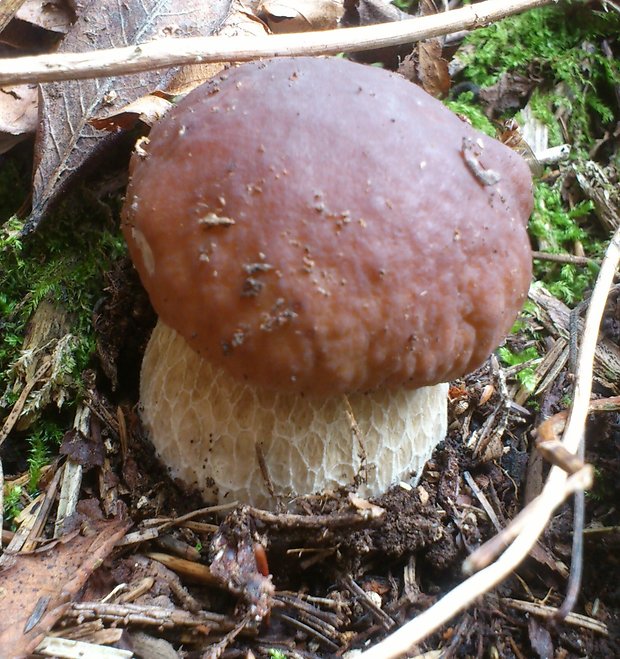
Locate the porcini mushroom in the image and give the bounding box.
[121,57,533,509]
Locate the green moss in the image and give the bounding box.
[529,179,603,304]
[444,91,497,136]
[0,196,126,383]
[498,345,540,392]
[460,5,620,146]
[267,651,288,659]
[0,160,125,484]
[3,484,23,526]
[27,421,63,493]
[461,5,618,87]
[529,182,591,249]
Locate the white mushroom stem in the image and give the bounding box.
[140,320,449,510]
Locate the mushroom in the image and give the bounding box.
[121,57,533,509]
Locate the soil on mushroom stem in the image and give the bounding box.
[84,263,620,657]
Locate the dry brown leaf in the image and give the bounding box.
[416,39,450,97]
[25,0,231,234]
[258,0,343,32]
[527,616,555,659]
[479,72,537,116]
[0,83,37,153]
[90,92,173,131]
[0,518,129,657]
[16,0,74,34]
[397,0,449,97]
[340,0,408,68]
[166,0,270,96]
[90,1,269,133]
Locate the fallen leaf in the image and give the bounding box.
[16,0,74,34]
[25,0,231,234]
[479,72,537,116]
[342,0,407,26]
[341,0,409,69]
[398,0,449,97]
[90,92,173,131]
[59,428,105,470]
[258,0,343,32]
[417,40,450,97]
[89,1,269,133]
[0,518,129,657]
[0,84,38,153]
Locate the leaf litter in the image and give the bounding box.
[0,1,619,657]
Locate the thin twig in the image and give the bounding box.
[202,613,254,659]
[248,504,384,529]
[0,360,51,449]
[143,502,238,532]
[532,250,596,267]
[359,225,620,658]
[463,471,502,532]
[0,0,554,85]
[276,613,340,652]
[502,597,608,635]
[64,601,234,631]
[556,304,588,619]
[343,575,396,631]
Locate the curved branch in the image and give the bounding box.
[0,0,554,85]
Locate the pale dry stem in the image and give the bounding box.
[0,0,554,85]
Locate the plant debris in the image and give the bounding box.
[1,1,619,657]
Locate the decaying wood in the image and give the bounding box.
[529,284,620,393]
[36,635,132,658]
[0,0,28,34]
[54,405,90,537]
[62,601,236,632]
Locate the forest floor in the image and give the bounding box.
[0,1,619,657]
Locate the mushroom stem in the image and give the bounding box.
[140,320,449,509]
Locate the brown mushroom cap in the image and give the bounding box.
[122,56,533,395]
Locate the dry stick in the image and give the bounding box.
[557,305,587,620]
[360,225,620,659]
[0,0,554,85]
[532,250,596,267]
[0,360,51,449]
